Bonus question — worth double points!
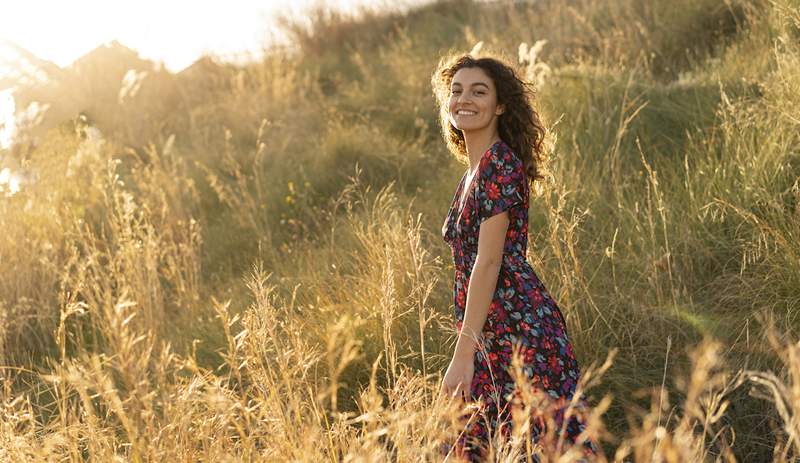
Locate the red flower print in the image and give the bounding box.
[549,355,559,372]
[487,181,500,200]
[496,307,507,322]
[525,348,535,363]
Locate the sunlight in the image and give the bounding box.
[0,167,20,197]
[0,89,15,150]
[0,0,418,73]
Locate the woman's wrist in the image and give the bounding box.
[453,328,479,360]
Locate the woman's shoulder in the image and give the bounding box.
[481,139,523,176]
[475,139,527,219]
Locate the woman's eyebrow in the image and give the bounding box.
[451,81,490,89]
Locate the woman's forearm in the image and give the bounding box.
[454,256,502,360]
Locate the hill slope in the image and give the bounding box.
[0,0,799,460]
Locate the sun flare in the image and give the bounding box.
[0,0,410,73]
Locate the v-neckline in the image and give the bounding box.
[456,167,478,217]
[444,139,505,240]
[455,138,503,217]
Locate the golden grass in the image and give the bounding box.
[0,0,799,460]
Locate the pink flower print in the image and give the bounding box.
[533,289,543,305]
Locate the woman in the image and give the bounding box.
[432,51,600,461]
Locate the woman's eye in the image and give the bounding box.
[451,90,461,94]
[474,91,485,96]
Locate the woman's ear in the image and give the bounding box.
[496,103,505,115]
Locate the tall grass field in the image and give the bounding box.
[1,0,799,460]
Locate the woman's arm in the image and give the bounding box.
[442,211,510,397]
[441,144,524,400]
[453,210,509,359]
[441,210,510,400]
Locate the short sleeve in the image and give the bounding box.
[476,145,526,225]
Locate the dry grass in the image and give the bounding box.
[0,0,799,460]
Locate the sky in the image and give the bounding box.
[0,0,424,73]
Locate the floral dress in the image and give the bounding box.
[441,139,598,461]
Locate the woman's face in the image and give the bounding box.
[447,66,504,133]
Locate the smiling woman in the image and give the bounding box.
[432,50,602,462]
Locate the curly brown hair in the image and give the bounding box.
[431,50,550,191]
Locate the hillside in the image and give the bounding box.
[0,0,799,460]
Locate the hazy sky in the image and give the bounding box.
[0,0,424,72]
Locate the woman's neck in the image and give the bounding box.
[463,130,501,172]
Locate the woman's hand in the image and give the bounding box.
[440,353,475,403]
